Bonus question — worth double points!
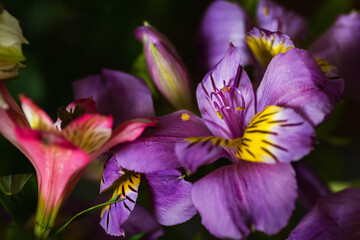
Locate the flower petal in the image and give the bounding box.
[288,188,360,240]
[120,205,164,240]
[192,162,297,239]
[20,95,55,131]
[92,118,157,159]
[310,12,360,102]
[256,0,307,42]
[100,171,140,236]
[197,0,252,69]
[113,111,210,173]
[62,114,113,155]
[0,82,29,151]
[145,169,197,226]
[73,69,155,125]
[235,105,315,163]
[256,48,333,126]
[197,44,255,138]
[245,27,294,68]
[14,128,91,238]
[175,136,229,173]
[100,154,122,193]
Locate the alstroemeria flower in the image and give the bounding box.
[288,188,360,240]
[0,9,28,80]
[171,44,338,239]
[134,23,194,110]
[0,84,156,239]
[198,0,347,103]
[73,69,197,237]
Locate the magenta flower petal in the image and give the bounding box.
[73,69,155,125]
[310,12,360,102]
[197,43,255,139]
[288,188,360,240]
[197,0,252,69]
[0,82,29,151]
[14,128,91,239]
[256,48,333,126]
[145,169,197,226]
[256,0,307,42]
[113,111,210,173]
[192,162,297,239]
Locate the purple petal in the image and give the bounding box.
[288,188,360,240]
[256,0,307,42]
[197,44,255,139]
[245,27,294,68]
[310,12,360,102]
[192,162,297,239]
[145,169,197,225]
[237,105,315,164]
[175,138,229,173]
[113,110,212,173]
[100,171,141,236]
[73,69,155,126]
[100,154,122,193]
[256,48,333,126]
[293,162,331,210]
[121,205,164,240]
[197,0,252,69]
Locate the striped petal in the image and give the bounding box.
[20,95,55,131]
[256,48,333,126]
[197,0,252,69]
[235,105,315,163]
[100,170,140,236]
[256,0,307,42]
[145,169,197,225]
[14,128,91,239]
[61,114,113,155]
[192,162,297,239]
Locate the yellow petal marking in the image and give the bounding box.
[100,171,141,218]
[235,105,289,163]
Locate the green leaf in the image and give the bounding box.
[54,196,125,235]
[0,173,37,226]
[310,0,354,40]
[127,232,146,240]
[0,173,33,195]
[131,53,158,97]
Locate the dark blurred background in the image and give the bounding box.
[0,0,359,239]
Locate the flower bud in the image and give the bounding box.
[0,9,28,80]
[134,22,193,110]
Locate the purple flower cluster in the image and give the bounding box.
[1,1,360,240]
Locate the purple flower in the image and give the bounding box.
[288,188,360,240]
[310,12,360,102]
[173,44,336,239]
[73,69,197,237]
[198,0,347,104]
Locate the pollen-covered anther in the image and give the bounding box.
[57,103,84,129]
[181,113,190,121]
[263,7,269,16]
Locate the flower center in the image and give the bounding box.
[210,77,246,139]
[56,104,84,129]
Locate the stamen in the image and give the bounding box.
[263,7,269,16]
[57,104,84,129]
